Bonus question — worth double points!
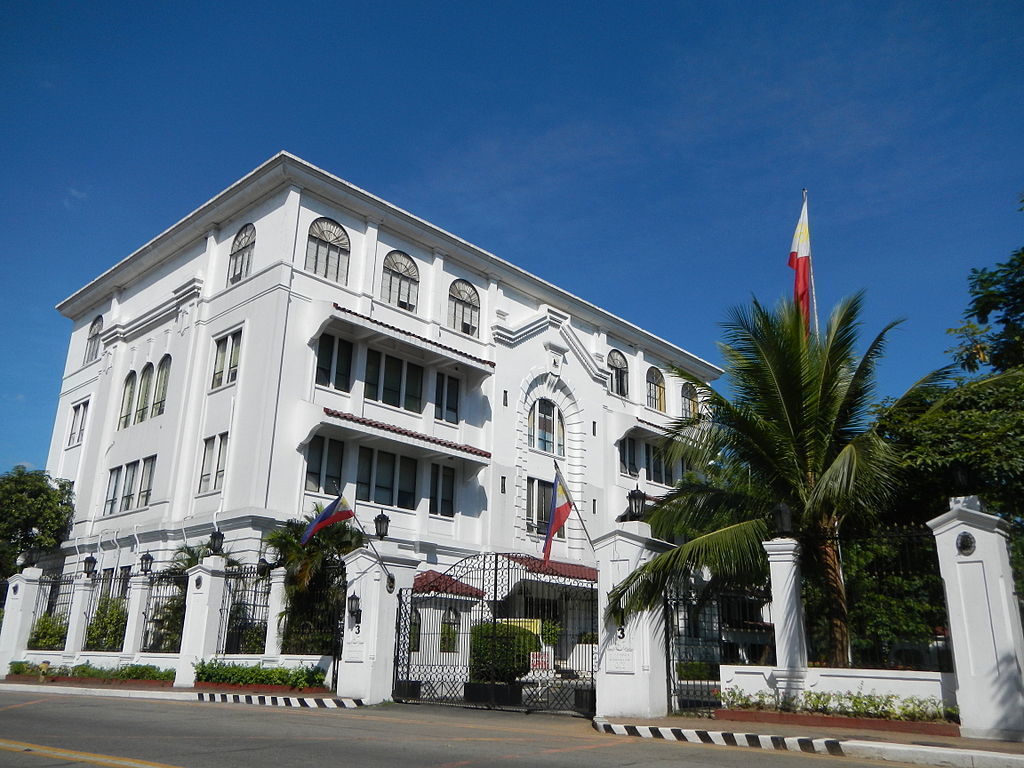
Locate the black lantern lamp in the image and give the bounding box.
[257,557,271,578]
[139,551,154,575]
[773,503,793,537]
[83,554,98,578]
[208,529,225,555]
[347,592,362,624]
[373,511,390,541]
[617,486,647,522]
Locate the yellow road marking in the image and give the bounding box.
[0,738,185,768]
[0,698,49,711]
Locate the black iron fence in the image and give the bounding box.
[142,572,188,653]
[803,526,951,672]
[219,566,271,654]
[83,570,132,651]
[280,564,345,656]
[28,573,74,650]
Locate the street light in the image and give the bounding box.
[347,593,362,624]
[83,554,97,578]
[139,551,154,575]
[208,529,225,555]
[373,511,390,540]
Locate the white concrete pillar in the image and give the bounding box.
[763,538,808,699]
[174,555,228,687]
[64,574,96,657]
[594,522,673,719]
[263,568,287,657]
[336,548,418,704]
[0,568,44,674]
[928,497,1024,741]
[121,575,152,655]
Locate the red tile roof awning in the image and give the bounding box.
[502,554,598,582]
[413,570,485,598]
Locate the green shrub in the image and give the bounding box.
[540,620,561,647]
[577,631,598,644]
[114,664,175,681]
[8,661,174,681]
[719,686,958,722]
[468,622,540,684]
[675,661,720,680]
[84,597,129,651]
[27,614,68,650]
[9,661,32,675]
[192,659,325,688]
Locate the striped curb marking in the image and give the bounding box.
[592,719,845,756]
[196,692,364,709]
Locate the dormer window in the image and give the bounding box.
[380,251,419,312]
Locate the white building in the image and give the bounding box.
[46,151,719,578]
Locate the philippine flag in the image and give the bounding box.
[542,468,573,562]
[300,495,356,545]
[788,190,812,329]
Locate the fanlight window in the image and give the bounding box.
[152,356,171,416]
[528,398,565,456]
[119,372,137,430]
[608,350,628,397]
[227,224,255,285]
[681,383,699,419]
[447,279,480,337]
[646,367,666,412]
[134,364,154,424]
[84,316,103,365]
[380,251,419,312]
[305,217,351,284]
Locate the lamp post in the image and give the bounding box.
[773,503,793,537]
[208,529,225,555]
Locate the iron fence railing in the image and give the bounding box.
[28,573,74,650]
[141,572,188,653]
[218,566,271,654]
[83,570,132,651]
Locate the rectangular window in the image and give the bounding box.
[67,401,89,447]
[120,461,139,511]
[104,467,122,516]
[374,451,396,505]
[316,334,353,392]
[397,456,417,509]
[211,331,242,389]
[356,447,417,510]
[364,350,423,413]
[434,373,460,424]
[198,433,228,493]
[138,456,156,506]
[429,464,455,517]
[100,568,114,599]
[618,438,638,477]
[118,566,132,597]
[356,446,373,502]
[643,442,674,486]
[526,477,561,537]
[305,435,344,495]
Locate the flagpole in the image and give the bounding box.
[553,459,595,553]
[804,189,821,336]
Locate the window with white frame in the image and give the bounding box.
[440,607,459,653]
[227,223,255,285]
[118,372,137,429]
[447,280,480,337]
[528,399,565,456]
[305,217,350,284]
[305,435,344,495]
[434,373,460,424]
[618,437,639,477]
[429,463,455,517]
[67,401,89,447]
[120,461,139,512]
[644,443,676,486]
[151,356,171,416]
[380,251,419,312]
[315,334,353,392]
[356,447,417,510]
[608,350,629,398]
[138,456,156,506]
[198,432,229,493]
[84,316,103,365]
[364,349,423,413]
[103,466,122,516]
[211,330,242,389]
[646,367,666,412]
[134,364,154,423]
[526,477,564,537]
[681,383,698,419]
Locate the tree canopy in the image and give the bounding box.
[0,465,74,578]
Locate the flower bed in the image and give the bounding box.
[7,662,175,686]
[194,681,330,694]
[713,708,960,736]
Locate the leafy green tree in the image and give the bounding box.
[0,465,75,578]
[607,294,943,666]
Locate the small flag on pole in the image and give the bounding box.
[788,190,813,330]
[300,495,355,545]
[542,467,573,562]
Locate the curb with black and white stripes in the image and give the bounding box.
[591,718,1024,768]
[196,692,363,709]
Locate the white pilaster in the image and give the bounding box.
[928,497,1024,741]
[763,537,807,699]
[0,568,44,674]
[64,573,96,658]
[264,568,287,657]
[121,575,152,655]
[174,555,228,687]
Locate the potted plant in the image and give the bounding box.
[465,622,540,706]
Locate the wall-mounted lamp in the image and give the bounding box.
[616,486,648,522]
[83,554,97,578]
[347,593,362,624]
[374,512,390,541]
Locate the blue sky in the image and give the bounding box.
[2,1,1022,472]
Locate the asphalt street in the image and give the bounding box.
[0,690,897,768]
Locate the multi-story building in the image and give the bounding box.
[46,152,720,577]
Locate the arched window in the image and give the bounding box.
[305,217,350,284]
[440,607,459,653]
[608,350,628,397]
[646,367,666,412]
[118,372,136,429]
[681,383,698,419]
[152,356,171,416]
[528,398,565,456]
[408,607,421,653]
[84,316,103,365]
[227,223,255,285]
[380,251,419,312]
[447,279,480,337]
[134,364,154,424]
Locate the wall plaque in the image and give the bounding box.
[606,648,635,674]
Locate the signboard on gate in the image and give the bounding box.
[530,651,551,670]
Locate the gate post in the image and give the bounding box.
[928,496,1024,741]
[594,522,673,719]
[263,567,287,658]
[174,555,228,687]
[336,548,418,704]
[121,575,152,655]
[0,568,44,674]
[64,573,96,657]
[763,538,807,700]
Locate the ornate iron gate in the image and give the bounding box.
[219,566,271,654]
[393,553,598,715]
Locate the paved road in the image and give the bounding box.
[0,690,893,768]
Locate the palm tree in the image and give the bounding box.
[607,293,946,666]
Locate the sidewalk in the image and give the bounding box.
[594,712,1024,768]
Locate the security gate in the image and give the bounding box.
[393,552,598,714]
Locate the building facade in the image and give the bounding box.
[46,152,720,578]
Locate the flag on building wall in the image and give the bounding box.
[300,495,355,545]
[542,467,573,562]
[788,190,813,329]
